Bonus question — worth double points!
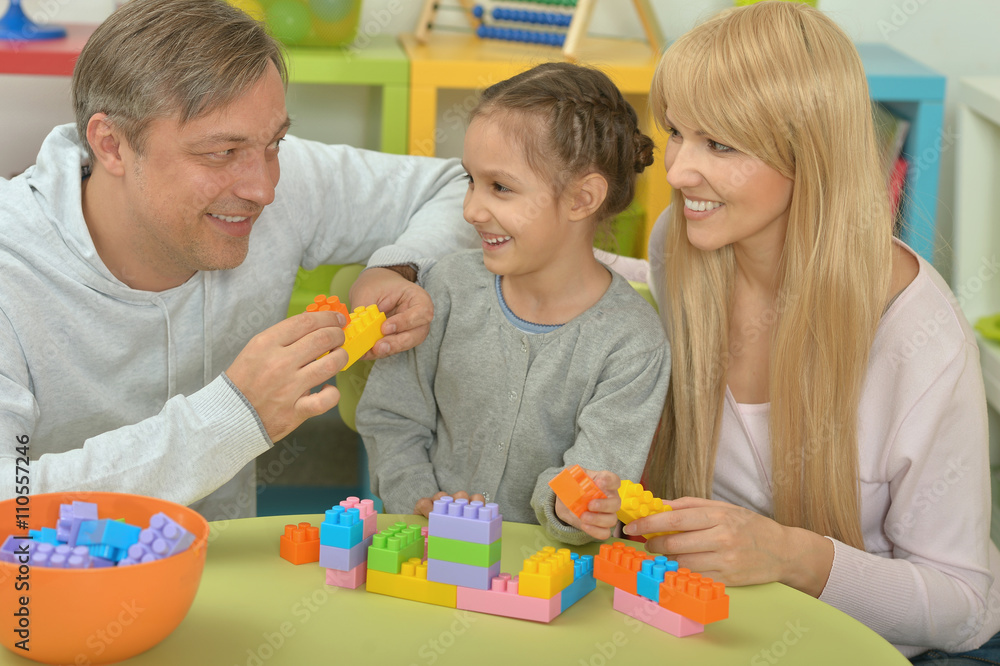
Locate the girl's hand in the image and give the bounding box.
[414,490,487,518]
[622,497,834,597]
[554,469,622,541]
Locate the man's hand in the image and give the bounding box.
[349,266,433,358]
[414,490,487,518]
[225,311,348,442]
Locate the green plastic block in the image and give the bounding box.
[427,535,502,568]
[367,523,424,574]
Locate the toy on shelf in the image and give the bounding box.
[226,0,362,47]
[0,0,66,41]
[548,464,606,517]
[413,0,663,61]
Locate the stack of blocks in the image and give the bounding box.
[426,497,502,589]
[317,497,377,589]
[595,542,729,637]
[360,497,597,623]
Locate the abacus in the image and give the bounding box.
[414,0,663,61]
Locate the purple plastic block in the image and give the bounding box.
[64,545,91,569]
[119,539,159,566]
[319,535,373,571]
[428,498,502,544]
[426,558,501,590]
[320,506,363,549]
[30,543,81,568]
[144,512,195,556]
[1,536,34,564]
[56,501,98,545]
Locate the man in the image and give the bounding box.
[0,0,475,519]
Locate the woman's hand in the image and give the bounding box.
[623,497,834,597]
[553,469,622,541]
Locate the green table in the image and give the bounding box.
[0,514,908,665]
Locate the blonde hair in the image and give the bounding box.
[73,0,287,161]
[646,1,892,549]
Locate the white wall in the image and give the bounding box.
[2,0,998,273]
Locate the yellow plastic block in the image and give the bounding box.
[617,480,672,538]
[341,304,386,371]
[517,547,574,599]
[366,558,457,608]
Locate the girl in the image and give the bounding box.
[357,62,669,545]
[627,2,1000,661]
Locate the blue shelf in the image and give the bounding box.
[858,43,946,263]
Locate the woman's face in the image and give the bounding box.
[663,113,793,255]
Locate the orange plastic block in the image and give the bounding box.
[366,557,458,608]
[341,304,386,371]
[617,480,672,538]
[305,294,349,320]
[658,568,729,624]
[517,547,574,599]
[279,522,320,565]
[548,465,607,517]
[593,542,654,595]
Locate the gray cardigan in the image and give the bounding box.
[357,250,669,545]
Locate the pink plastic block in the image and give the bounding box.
[341,497,378,539]
[421,526,429,560]
[456,573,561,623]
[428,497,502,544]
[612,587,704,637]
[326,562,367,589]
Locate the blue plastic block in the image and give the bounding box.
[77,519,141,551]
[319,534,373,571]
[320,506,363,549]
[28,527,60,545]
[560,572,597,613]
[87,544,127,562]
[636,556,678,603]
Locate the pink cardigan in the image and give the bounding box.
[648,210,1000,656]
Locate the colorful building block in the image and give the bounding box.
[517,547,574,599]
[325,562,367,589]
[636,556,680,603]
[306,294,349,320]
[56,501,98,545]
[341,304,386,371]
[319,535,373,571]
[368,523,425,574]
[0,535,32,564]
[76,519,141,552]
[426,557,501,590]
[366,558,458,608]
[658,568,729,625]
[28,527,60,545]
[617,480,672,538]
[280,522,321,565]
[340,496,377,539]
[427,535,502,568]
[560,554,597,613]
[548,464,606,517]
[144,512,195,556]
[320,506,363,549]
[428,498,502,544]
[593,542,654,596]
[456,573,561,623]
[613,587,705,637]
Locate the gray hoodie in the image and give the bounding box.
[0,124,474,520]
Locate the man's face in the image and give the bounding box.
[120,61,288,283]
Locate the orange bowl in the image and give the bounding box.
[0,492,208,665]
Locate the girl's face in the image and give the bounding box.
[461,116,576,278]
[663,114,793,254]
